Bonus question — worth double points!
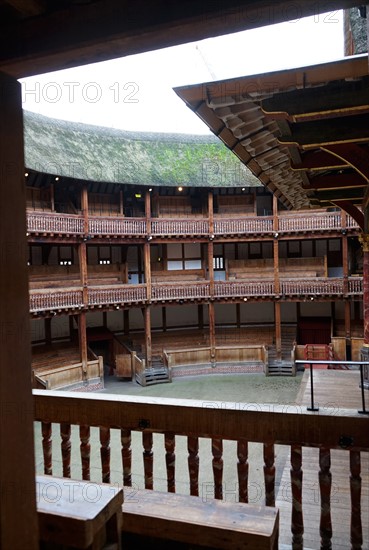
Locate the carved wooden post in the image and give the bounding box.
[319,447,332,550]
[188,436,199,496]
[165,432,176,493]
[237,439,249,503]
[79,425,91,481]
[212,438,223,500]
[142,432,153,490]
[359,233,369,388]
[0,71,39,548]
[42,422,53,475]
[290,445,303,550]
[60,423,72,478]
[100,427,111,483]
[78,311,88,378]
[263,442,275,506]
[144,304,152,368]
[121,428,132,487]
[350,450,363,550]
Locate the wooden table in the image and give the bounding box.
[36,475,123,549]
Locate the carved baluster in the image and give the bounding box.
[350,450,363,550]
[291,445,303,550]
[60,423,71,478]
[41,422,52,475]
[165,432,176,493]
[319,447,332,550]
[263,442,275,506]
[121,429,132,487]
[100,427,111,483]
[188,436,199,496]
[79,425,90,481]
[142,432,153,490]
[237,439,248,503]
[211,438,223,500]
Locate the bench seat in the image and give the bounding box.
[122,487,279,549]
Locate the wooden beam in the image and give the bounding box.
[279,115,369,148]
[0,0,362,78]
[261,77,369,120]
[314,187,365,202]
[303,172,367,191]
[291,150,348,171]
[0,72,39,549]
[331,201,364,229]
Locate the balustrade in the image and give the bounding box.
[214,216,273,235]
[27,212,84,235]
[88,217,146,236]
[29,277,363,313]
[33,390,369,549]
[29,289,83,312]
[151,218,209,236]
[278,212,343,232]
[27,210,359,240]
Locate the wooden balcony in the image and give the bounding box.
[26,210,360,240]
[29,277,363,313]
[33,369,369,549]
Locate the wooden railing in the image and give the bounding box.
[27,212,84,235]
[214,280,275,298]
[29,277,363,312]
[281,278,344,296]
[151,218,209,236]
[33,390,369,549]
[26,210,360,239]
[277,211,343,232]
[214,216,273,235]
[29,288,83,312]
[88,284,147,306]
[88,217,146,236]
[151,282,210,301]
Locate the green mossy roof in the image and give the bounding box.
[23,110,260,188]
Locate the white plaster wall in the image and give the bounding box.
[51,315,70,339]
[30,319,45,343]
[240,302,274,323]
[214,303,237,324]
[166,305,197,328]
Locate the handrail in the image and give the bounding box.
[295,359,369,414]
[33,388,369,548]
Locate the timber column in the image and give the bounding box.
[144,190,152,367]
[273,195,282,360]
[79,184,89,376]
[0,72,39,547]
[359,233,369,388]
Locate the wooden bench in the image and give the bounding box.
[122,487,279,549]
[151,269,206,283]
[37,475,123,549]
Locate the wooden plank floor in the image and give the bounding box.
[276,369,369,549]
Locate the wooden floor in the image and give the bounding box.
[276,369,369,549]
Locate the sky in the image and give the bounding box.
[19,10,345,135]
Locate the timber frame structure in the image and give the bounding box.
[0,1,368,549]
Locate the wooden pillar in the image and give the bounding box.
[342,226,349,294]
[50,182,55,212]
[144,242,151,302]
[79,242,88,305]
[208,302,216,363]
[236,303,241,328]
[81,183,89,235]
[0,71,39,548]
[145,189,151,238]
[119,190,124,215]
[208,191,214,238]
[359,233,369,387]
[144,305,152,367]
[275,302,282,360]
[45,317,52,345]
[78,312,88,376]
[208,241,214,296]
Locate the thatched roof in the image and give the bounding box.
[23,110,260,188]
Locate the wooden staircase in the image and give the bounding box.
[135,354,171,386]
[267,327,296,376]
